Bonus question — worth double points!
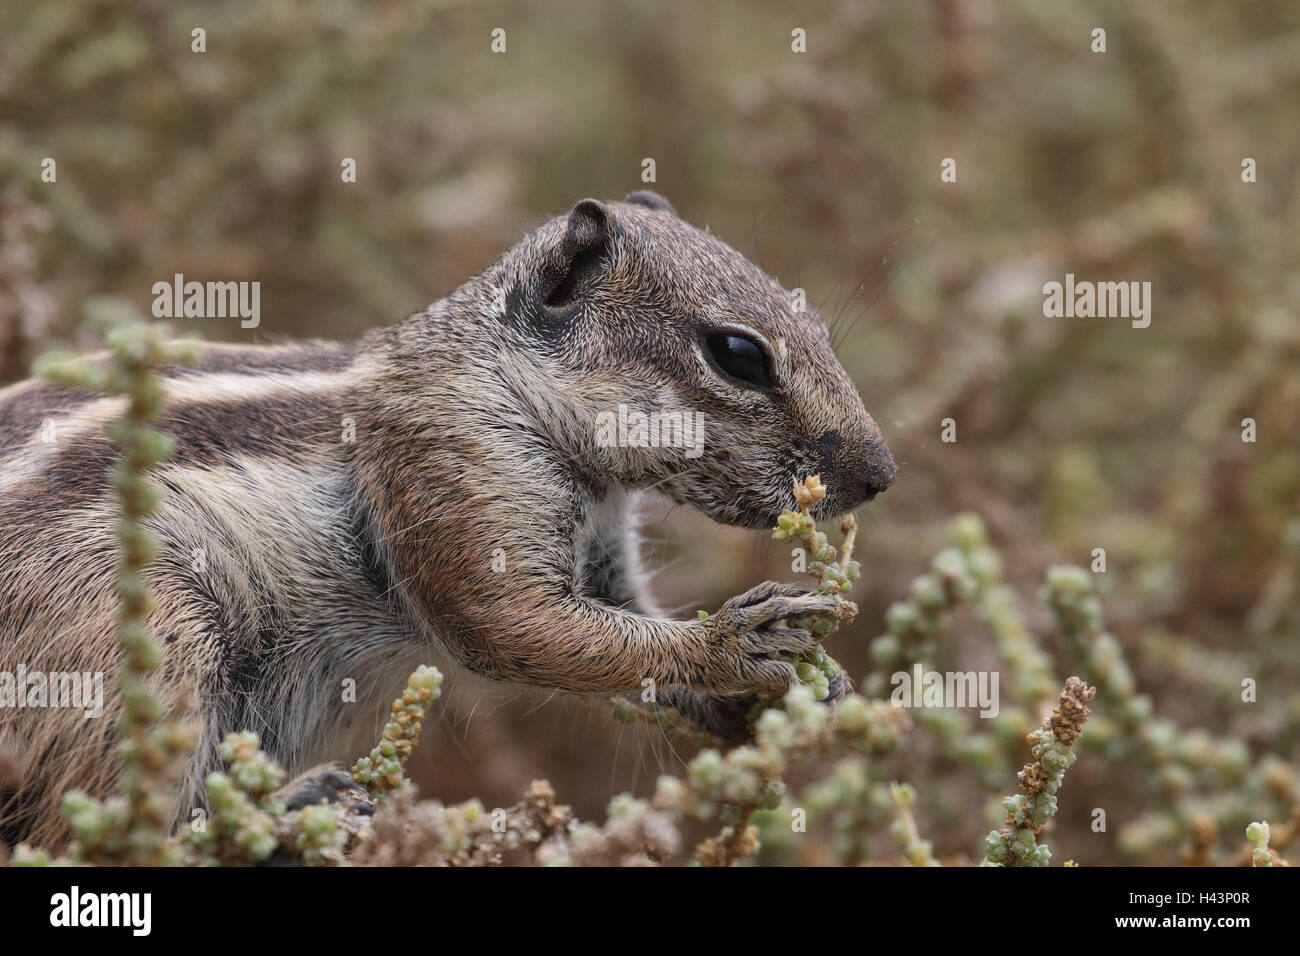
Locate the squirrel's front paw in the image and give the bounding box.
[823,668,848,704]
[698,581,839,694]
[273,763,372,815]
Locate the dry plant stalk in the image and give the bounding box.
[984,676,1097,866]
[31,303,202,865]
[352,665,442,799]
[889,782,939,866]
[771,474,862,698]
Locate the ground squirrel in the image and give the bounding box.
[0,191,895,850]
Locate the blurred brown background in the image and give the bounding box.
[2,0,1298,864]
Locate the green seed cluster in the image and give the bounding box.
[889,781,939,866]
[1139,628,1250,708]
[183,731,286,864]
[187,771,278,864]
[654,683,911,865]
[863,515,1039,785]
[771,475,861,700]
[692,823,760,867]
[1246,821,1290,867]
[751,695,915,865]
[33,300,202,866]
[867,515,1042,700]
[791,647,838,703]
[784,759,891,865]
[546,793,681,866]
[220,731,286,801]
[868,542,987,690]
[867,549,978,699]
[984,677,1096,867]
[61,792,132,862]
[292,805,349,866]
[771,516,860,608]
[8,845,58,866]
[1046,565,1245,786]
[350,782,558,867]
[353,665,443,798]
[440,798,487,860]
[688,745,785,812]
[1044,565,1287,859]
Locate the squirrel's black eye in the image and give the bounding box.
[705,332,775,388]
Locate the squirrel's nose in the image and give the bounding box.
[811,427,896,506]
[857,439,897,502]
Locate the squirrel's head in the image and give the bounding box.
[489,192,896,529]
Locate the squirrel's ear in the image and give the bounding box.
[542,199,610,308]
[624,190,675,215]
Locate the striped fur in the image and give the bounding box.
[0,193,894,850]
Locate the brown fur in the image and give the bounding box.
[0,193,894,850]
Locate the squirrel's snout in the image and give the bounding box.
[807,427,897,512]
[855,437,897,503]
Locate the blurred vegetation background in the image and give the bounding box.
[2,0,1298,864]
